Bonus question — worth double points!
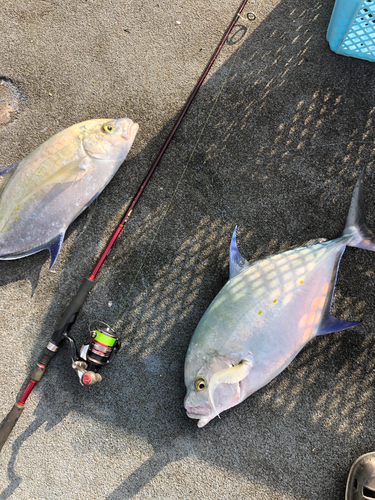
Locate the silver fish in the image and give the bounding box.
[184,172,375,427]
[0,118,139,267]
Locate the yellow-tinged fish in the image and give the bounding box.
[184,171,375,427]
[0,118,139,267]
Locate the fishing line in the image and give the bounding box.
[111,0,266,335]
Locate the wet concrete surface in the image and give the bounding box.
[1,0,375,499]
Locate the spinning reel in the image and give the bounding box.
[65,321,121,386]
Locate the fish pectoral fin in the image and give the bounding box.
[48,232,65,268]
[212,359,253,386]
[208,359,253,417]
[41,158,91,187]
[317,314,360,335]
[229,227,250,279]
[22,158,92,205]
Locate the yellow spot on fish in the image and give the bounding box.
[322,282,329,294]
[258,311,262,315]
[7,228,10,232]
[37,171,41,174]
[273,299,277,303]
[16,205,20,211]
[14,217,18,221]
[300,280,304,284]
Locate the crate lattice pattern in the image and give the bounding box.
[340,0,375,57]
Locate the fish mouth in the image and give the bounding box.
[185,405,211,419]
[121,120,139,141]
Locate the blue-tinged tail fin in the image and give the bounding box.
[344,170,375,251]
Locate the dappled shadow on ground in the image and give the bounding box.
[1,0,375,499]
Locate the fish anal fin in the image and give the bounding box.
[229,227,250,279]
[48,233,64,268]
[317,315,360,335]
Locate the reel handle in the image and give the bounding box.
[82,372,102,386]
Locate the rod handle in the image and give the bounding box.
[0,404,24,452]
[51,277,95,345]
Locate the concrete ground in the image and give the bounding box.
[1,0,375,498]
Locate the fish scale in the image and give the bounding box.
[184,171,375,428]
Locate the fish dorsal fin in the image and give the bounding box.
[208,358,253,417]
[229,227,250,279]
[48,232,65,268]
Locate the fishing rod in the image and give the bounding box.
[0,0,249,452]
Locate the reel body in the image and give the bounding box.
[66,322,120,386]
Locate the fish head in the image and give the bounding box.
[81,118,139,162]
[184,354,243,428]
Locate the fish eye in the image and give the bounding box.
[102,124,114,133]
[194,377,207,391]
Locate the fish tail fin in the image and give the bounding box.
[343,170,375,251]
